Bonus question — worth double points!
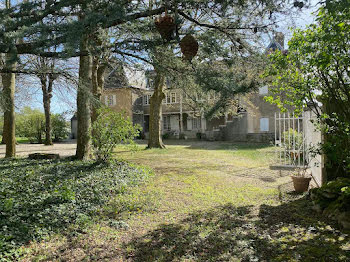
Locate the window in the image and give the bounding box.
[259,86,269,95]
[171,92,177,103]
[146,78,154,89]
[260,118,269,132]
[166,93,171,104]
[108,95,114,106]
[193,118,201,129]
[163,115,171,131]
[105,95,116,106]
[143,95,151,105]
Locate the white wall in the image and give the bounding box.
[304,109,325,187]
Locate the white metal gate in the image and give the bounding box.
[274,112,308,168]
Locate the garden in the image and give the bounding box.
[0,141,348,261]
[0,0,349,261]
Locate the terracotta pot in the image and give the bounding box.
[291,175,311,193]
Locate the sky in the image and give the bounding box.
[20,0,320,118]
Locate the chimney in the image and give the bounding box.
[275,32,284,50]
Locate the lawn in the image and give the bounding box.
[0,136,30,144]
[2,141,349,261]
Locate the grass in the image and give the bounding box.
[2,140,349,261]
[0,136,30,144]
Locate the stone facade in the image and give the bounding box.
[70,77,280,143]
[100,85,279,143]
[71,37,284,143]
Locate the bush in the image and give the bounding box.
[15,107,69,143]
[310,178,350,229]
[162,132,170,140]
[0,158,150,260]
[16,107,45,143]
[91,107,141,162]
[52,113,69,142]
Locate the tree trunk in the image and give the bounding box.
[148,72,166,149]
[91,58,106,124]
[2,115,7,145]
[41,76,54,145]
[2,53,16,158]
[76,34,93,160]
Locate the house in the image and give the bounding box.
[71,35,284,143]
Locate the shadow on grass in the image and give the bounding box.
[125,198,349,262]
[133,140,273,151]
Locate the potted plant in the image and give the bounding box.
[291,165,312,193]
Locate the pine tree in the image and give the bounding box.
[0,0,301,158]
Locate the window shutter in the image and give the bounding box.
[260,118,269,132]
[104,95,108,106]
[113,95,117,105]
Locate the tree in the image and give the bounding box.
[264,0,350,179]
[76,31,93,160]
[16,107,45,143]
[1,0,16,157]
[35,57,58,145]
[148,67,166,148]
[52,113,69,142]
[0,0,300,159]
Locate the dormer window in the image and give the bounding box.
[146,78,154,89]
[143,94,151,105]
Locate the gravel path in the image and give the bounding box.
[0,140,77,158]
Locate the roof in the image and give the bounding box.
[71,113,77,121]
[104,64,148,90]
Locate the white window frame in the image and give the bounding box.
[171,92,177,103]
[166,93,171,104]
[143,94,151,105]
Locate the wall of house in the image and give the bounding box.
[206,117,226,131]
[103,88,133,118]
[71,118,77,139]
[244,91,278,134]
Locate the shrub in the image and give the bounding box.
[52,113,69,142]
[91,107,141,162]
[263,2,350,179]
[162,132,170,140]
[16,107,45,143]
